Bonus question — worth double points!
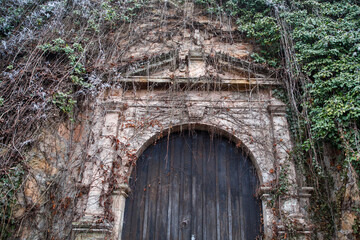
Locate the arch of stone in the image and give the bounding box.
[71,7,313,239]
[72,89,313,239]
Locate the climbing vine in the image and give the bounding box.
[196,0,360,237]
[0,0,359,239]
[226,0,360,238]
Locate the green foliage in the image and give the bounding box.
[0,163,24,239]
[0,0,61,38]
[282,1,360,174]
[208,0,360,174]
[237,12,281,64]
[81,0,147,31]
[38,38,93,90]
[70,75,93,88]
[268,164,292,208]
[194,0,281,65]
[201,0,360,236]
[52,91,76,120]
[38,38,85,74]
[0,0,28,38]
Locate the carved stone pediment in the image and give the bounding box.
[121,47,276,76]
[110,5,279,87]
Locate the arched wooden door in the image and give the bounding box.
[122,131,262,239]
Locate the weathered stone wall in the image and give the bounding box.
[69,86,313,239]
[16,4,315,239]
[16,86,314,239]
[17,110,94,239]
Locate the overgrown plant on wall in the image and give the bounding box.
[0,0,359,239]
[194,1,360,237]
[0,0,149,238]
[220,0,360,238]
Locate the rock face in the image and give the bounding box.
[337,167,360,240]
[15,3,316,240]
[17,114,92,240]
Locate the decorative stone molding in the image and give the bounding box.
[70,9,313,239]
[267,104,287,116]
[72,87,312,239]
[299,186,314,198]
[186,103,206,121]
[113,183,131,197]
[71,221,112,240]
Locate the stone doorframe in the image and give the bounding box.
[72,86,313,239]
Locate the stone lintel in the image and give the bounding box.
[267,104,286,116]
[72,221,112,240]
[299,186,314,198]
[300,186,314,192]
[114,76,281,88]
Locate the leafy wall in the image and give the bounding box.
[0,0,359,239]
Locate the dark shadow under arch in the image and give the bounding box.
[133,123,263,184]
[122,130,262,239]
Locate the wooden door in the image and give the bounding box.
[122,131,262,240]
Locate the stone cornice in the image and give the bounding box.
[115,76,281,86]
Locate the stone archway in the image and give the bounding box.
[102,87,312,239]
[72,88,313,240]
[71,5,313,238]
[121,129,262,239]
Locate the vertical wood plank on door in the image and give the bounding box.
[180,134,192,240]
[122,131,261,240]
[193,133,203,240]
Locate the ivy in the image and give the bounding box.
[193,0,360,237]
[284,1,360,174]
[52,91,76,120]
[38,38,85,74]
[204,0,360,175]
[0,164,24,239]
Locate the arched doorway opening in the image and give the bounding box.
[121,130,262,239]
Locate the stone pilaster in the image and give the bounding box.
[260,186,276,239]
[72,112,120,239]
[71,221,111,240]
[268,101,313,238]
[112,184,131,240]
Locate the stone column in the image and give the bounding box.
[72,112,120,239]
[260,186,276,240]
[268,101,313,238]
[111,184,131,240]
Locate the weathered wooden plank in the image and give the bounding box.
[193,133,203,240]
[238,149,248,240]
[215,139,221,240]
[169,135,180,240]
[122,131,262,240]
[218,140,229,240]
[204,133,217,240]
[179,134,192,240]
[146,144,160,239]
[225,142,233,240]
[155,139,169,240]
